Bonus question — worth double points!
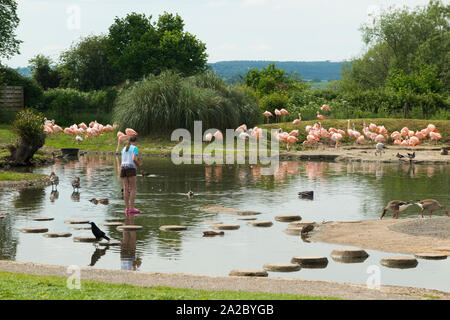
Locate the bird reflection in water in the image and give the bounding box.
[50,190,59,202]
[89,246,108,267]
[120,215,141,271]
[71,191,80,202]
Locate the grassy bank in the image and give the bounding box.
[0,271,336,300]
[0,171,48,182]
[0,119,448,160]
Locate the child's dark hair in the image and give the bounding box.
[126,135,137,152]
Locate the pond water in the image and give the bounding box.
[1,155,450,293]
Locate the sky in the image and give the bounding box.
[4,0,432,68]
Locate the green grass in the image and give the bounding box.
[0,171,47,182]
[1,118,448,160]
[0,271,338,300]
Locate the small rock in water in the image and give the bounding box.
[203,231,224,237]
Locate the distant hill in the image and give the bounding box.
[208,60,345,83]
[14,67,32,78]
[11,61,346,84]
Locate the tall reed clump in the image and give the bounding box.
[112,71,261,134]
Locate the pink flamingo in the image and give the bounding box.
[214,130,223,140]
[263,111,273,123]
[321,104,331,112]
[205,133,213,142]
[292,112,301,125]
[316,111,325,120]
[274,109,282,122]
[125,128,138,136]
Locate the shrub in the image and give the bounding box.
[112,70,260,134]
[41,88,117,125]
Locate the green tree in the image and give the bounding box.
[0,0,21,59]
[107,12,208,82]
[241,63,307,96]
[58,35,115,91]
[342,0,449,91]
[28,54,61,89]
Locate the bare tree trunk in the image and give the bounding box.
[7,138,44,166]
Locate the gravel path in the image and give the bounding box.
[0,260,449,300]
[389,218,450,239]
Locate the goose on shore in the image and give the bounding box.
[380,200,413,219]
[416,199,449,218]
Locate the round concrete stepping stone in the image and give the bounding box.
[247,220,273,227]
[116,225,143,231]
[381,256,418,269]
[105,218,125,222]
[73,236,98,243]
[65,220,90,224]
[20,227,49,233]
[32,217,54,221]
[288,221,316,227]
[202,221,223,225]
[433,246,450,253]
[69,226,91,230]
[284,227,303,236]
[237,217,257,221]
[98,240,121,246]
[44,232,72,238]
[229,269,268,277]
[331,247,369,263]
[100,222,124,227]
[275,215,302,222]
[211,224,240,230]
[414,253,447,260]
[291,256,329,268]
[263,263,301,272]
[159,225,187,232]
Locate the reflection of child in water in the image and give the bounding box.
[120,215,142,271]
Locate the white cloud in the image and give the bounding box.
[206,0,230,7]
[242,0,269,7]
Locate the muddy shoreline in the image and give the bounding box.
[312,217,450,255]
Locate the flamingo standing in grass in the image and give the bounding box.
[274,109,282,123]
[125,128,138,136]
[263,111,273,123]
[292,112,301,125]
[316,111,325,120]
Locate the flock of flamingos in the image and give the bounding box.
[42,103,443,151]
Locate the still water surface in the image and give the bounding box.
[0,156,449,292]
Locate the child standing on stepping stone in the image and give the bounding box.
[120,135,142,215]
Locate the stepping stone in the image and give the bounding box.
[275,215,302,222]
[69,226,91,230]
[105,218,125,222]
[237,217,257,221]
[284,227,303,235]
[32,217,54,221]
[98,240,121,246]
[100,222,124,227]
[263,263,301,272]
[288,221,316,227]
[247,220,273,227]
[381,256,418,269]
[73,236,97,243]
[291,256,329,268]
[331,247,369,263]
[229,269,268,277]
[64,220,90,224]
[43,232,72,238]
[202,206,261,216]
[159,225,187,232]
[414,253,447,260]
[116,225,143,231]
[211,224,240,230]
[20,227,49,233]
